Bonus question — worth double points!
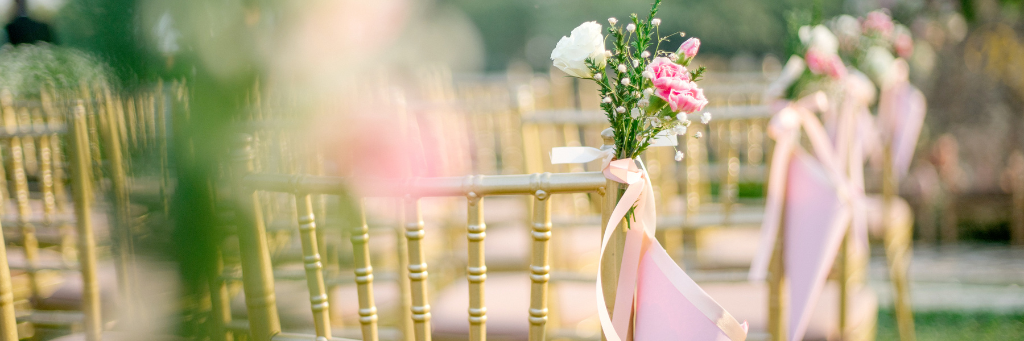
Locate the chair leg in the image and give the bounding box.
[885,209,915,341]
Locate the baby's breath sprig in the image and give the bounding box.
[573,0,706,160]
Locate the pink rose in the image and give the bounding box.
[862,11,894,39]
[826,54,848,79]
[676,37,701,59]
[646,57,689,88]
[655,79,708,113]
[894,33,914,58]
[806,48,846,80]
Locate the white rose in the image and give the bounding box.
[833,15,860,49]
[551,22,608,78]
[799,25,839,55]
[861,46,895,85]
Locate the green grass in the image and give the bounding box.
[877,310,1024,341]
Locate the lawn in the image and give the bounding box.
[876,310,1024,341]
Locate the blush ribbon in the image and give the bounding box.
[552,143,747,341]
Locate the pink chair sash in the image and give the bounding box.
[877,78,927,180]
[552,152,747,341]
[749,92,855,341]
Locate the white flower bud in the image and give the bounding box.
[638,98,650,107]
[674,125,688,135]
[621,78,630,86]
[701,112,712,124]
[604,50,613,58]
[632,59,640,67]
[626,23,636,33]
[602,96,613,104]
[641,51,651,58]
[693,132,702,139]
[650,117,662,127]
[668,53,679,62]
[643,88,654,95]
[630,108,641,118]
[594,73,603,80]
[652,18,661,26]
[676,113,687,121]
[675,151,685,161]
[617,64,627,73]
[642,71,655,79]
[616,106,626,113]
[609,18,618,25]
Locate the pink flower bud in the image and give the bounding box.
[677,38,701,59]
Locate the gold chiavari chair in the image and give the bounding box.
[12,99,105,340]
[0,84,153,340]
[692,105,880,341]
[227,131,626,341]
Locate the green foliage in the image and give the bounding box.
[443,0,845,71]
[0,44,112,97]
[876,310,1024,341]
[53,0,152,87]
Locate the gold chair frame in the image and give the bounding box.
[228,133,627,341]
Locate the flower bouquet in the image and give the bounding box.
[549,0,709,162]
[764,19,848,102]
[548,2,747,341]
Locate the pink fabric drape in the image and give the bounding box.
[749,92,855,341]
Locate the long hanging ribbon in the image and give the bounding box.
[750,91,879,341]
[553,141,746,341]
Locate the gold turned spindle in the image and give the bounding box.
[403,196,432,341]
[883,148,916,341]
[294,193,332,339]
[768,202,787,341]
[465,180,487,341]
[528,174,552,341]
[19,108,37,178]
[0,218,17,341]
[69,103,102,341]
[3,97,40,301]
[232,134,281,341]
[351,200,380,341]
[396,201,414,341]
[598,128,626,341]
[100,85,138,320]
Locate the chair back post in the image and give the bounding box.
[294,192,332,338]
[1,90,41,301]
[883,146,916,341]
[465,182,486,341]
[0,223,16,341]
[598,128,627,340]
[69,102,103,341]
[767,204,787,341]
[528,174,552,341]
[232,134,282,341]
[351,200,380,341]
[99,84,138,321]
[403,196,432,341]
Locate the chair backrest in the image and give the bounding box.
[228,133,615,341]
[0,85,140,341]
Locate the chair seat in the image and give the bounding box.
[33,264,120,316]
[49,331,183,341]
[431,273,599,341]
[6,246,72,270]
[703,281,877,341]
[231,278,401,332]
